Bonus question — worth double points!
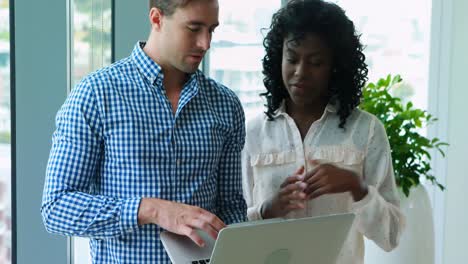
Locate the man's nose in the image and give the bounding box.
[197,31,211,51]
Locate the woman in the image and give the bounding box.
[242,0,405,263]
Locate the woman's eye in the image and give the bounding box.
[286,57,297,64]
[309,60,323,66]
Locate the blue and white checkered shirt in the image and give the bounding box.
[42,42,247,263]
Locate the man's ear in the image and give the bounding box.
[149,7,164,31]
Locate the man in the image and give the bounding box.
[41,0,247,262]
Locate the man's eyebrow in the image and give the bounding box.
[187,21,219,28]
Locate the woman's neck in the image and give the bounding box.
[286,99,328,122]
[286,99,328,140]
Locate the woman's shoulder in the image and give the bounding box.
[345,108,382,128]
[246,112,269,135]
[347,108,389,145]
[354,108,385,129]
[330,108,385,145]
[245,112,288,150]
[350,107,375,121]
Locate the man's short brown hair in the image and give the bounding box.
[149,0,191,16]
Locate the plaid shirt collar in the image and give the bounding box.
[131,41,198,91]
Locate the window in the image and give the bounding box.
[209,0,432,119]
[72,0,112,263]
[0,0,11,263]
[334,0,432,112]
[333,0,434,190]
[72,0,112,86]
[208,0,283,120]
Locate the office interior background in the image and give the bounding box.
[0,0,467,263]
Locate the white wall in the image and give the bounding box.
[443,0,468,262]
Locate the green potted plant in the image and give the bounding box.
[360,74,447,196]
[360,74,448,264]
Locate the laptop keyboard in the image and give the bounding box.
[192,259,210,264]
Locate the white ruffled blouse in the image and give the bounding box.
[242,103,406,264]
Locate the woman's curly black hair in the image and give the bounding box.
[261,0,368,128]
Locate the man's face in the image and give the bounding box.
[158,0,219,74]
[281,33,333,107]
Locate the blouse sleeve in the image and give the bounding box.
[351,117,406,252]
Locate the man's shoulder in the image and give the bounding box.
[68,57,134,105]
[83,57,134,85]
[197,72,240,102]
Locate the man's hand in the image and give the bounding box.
[137,198,226,247]
[303,160,368,201]
[261,166,308,219]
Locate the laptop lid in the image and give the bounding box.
[161,213,355,264]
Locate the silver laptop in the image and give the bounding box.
[161,213,355,264]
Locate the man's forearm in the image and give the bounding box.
[137,197,163,225]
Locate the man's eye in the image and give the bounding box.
[188,26,201,32]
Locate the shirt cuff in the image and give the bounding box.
[351,185,377,212]
[119,197,142,235]
[247,202,264,220]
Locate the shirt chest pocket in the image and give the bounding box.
[250,150,297,167]
[308,146,365,174]
[249,150,298,192]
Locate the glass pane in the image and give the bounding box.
[333,0,434,192]
[209,0,282,120]
[0,0,11,263]
[72,0,112,263]
[73,0,112,86]
[335,0,432,111]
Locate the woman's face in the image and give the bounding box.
[281,33,333,107]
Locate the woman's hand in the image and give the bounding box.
[261,166,308,219]
[303,160,368,201]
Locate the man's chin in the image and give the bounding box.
[181,64,200,74]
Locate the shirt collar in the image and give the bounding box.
[131,42,163,86]
[273,100,338,118]
[130,42,200,89]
